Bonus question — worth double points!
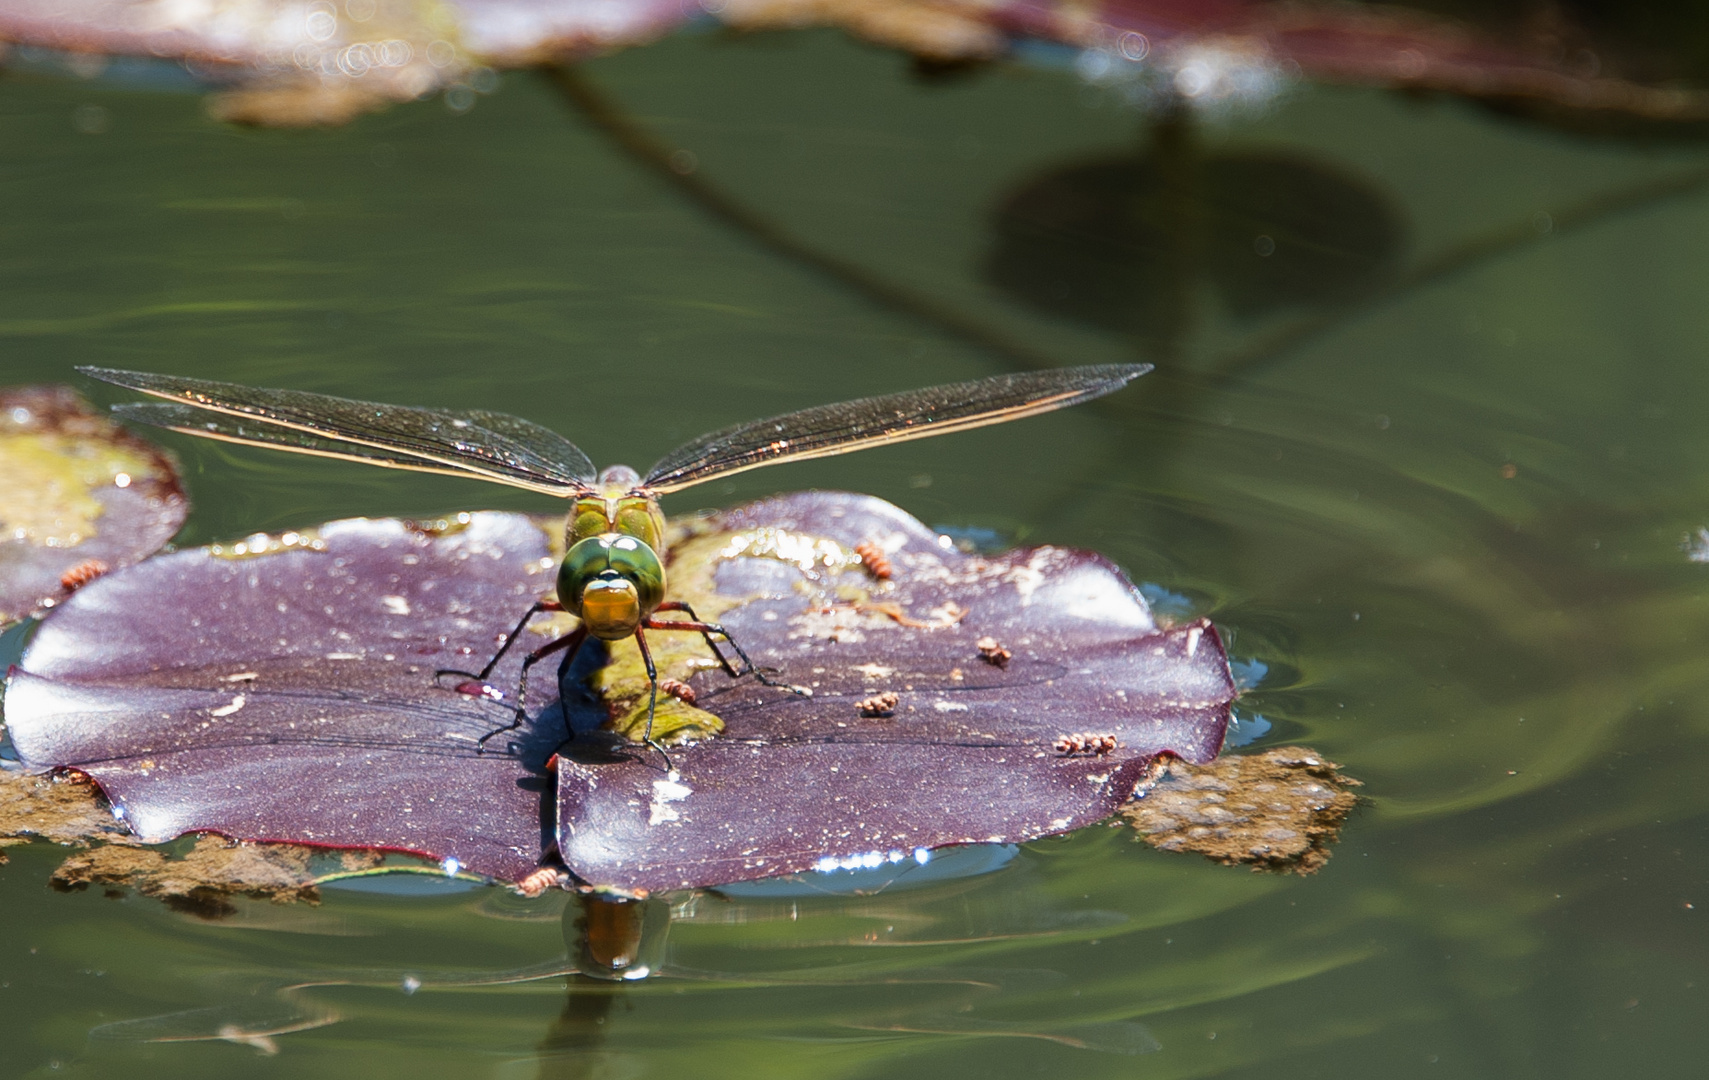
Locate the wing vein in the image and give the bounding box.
[644,363,1150,493]
[81,368,595,497]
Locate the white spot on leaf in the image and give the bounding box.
[208,694,246,718]
[649,776,693,826]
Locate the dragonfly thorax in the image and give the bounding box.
[561,470,669,641]
[558,533,666,641]
[569,472,665,549]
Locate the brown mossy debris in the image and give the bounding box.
[207,85,400,128]
[716,0,1004,62]
[50,835,328,913]
[1122,747,1362,875]
[0,768,130,856]
[3,770,389,907]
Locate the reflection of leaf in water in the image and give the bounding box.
[986,151,1407,337]
[1204,154,1407,318]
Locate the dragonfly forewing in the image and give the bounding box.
[642,363,1150,494]
[80,367,597,496]
[112,403,499,482]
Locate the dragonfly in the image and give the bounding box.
[79,363,1150,765]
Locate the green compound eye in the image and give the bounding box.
[558,533,665,640]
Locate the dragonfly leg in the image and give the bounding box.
[475,625,587,754]
[645,601,809,696]
[631,627,673,773]
[436,597,566,690]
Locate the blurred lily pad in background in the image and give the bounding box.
[12,0,1709,125]
[0,385,185,625]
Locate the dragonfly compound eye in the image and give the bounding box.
[559,534,666,640]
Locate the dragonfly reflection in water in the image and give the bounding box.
[80,363,1150,764]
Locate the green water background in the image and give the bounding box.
[3,28,1709,1078]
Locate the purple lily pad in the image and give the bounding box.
[5,495,1234,893]
[555,492,1233,893]
[0,385,187,626]
[5,513,563,883]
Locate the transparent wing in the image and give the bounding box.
[644,363,1150,494]
[82,367,596,497]
[112,403,494,482]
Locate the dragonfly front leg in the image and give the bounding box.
[435,597,565,691]
[474,624,588,754]
[644,601,810,697]
[631,627,673,772]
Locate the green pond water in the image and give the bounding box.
[4,27,1709,1079]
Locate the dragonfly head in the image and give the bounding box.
[558,533,666,641]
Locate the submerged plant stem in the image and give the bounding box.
[542,64,1066,373]
[1205,163,1709,385]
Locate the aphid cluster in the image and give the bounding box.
[852,539,893,580]
[514,866,567,898]
[975,635,1011,668]
[856,691,900,718]
[658,678,697,706]
[58,558,109,592]
[1053,732,1118,756]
